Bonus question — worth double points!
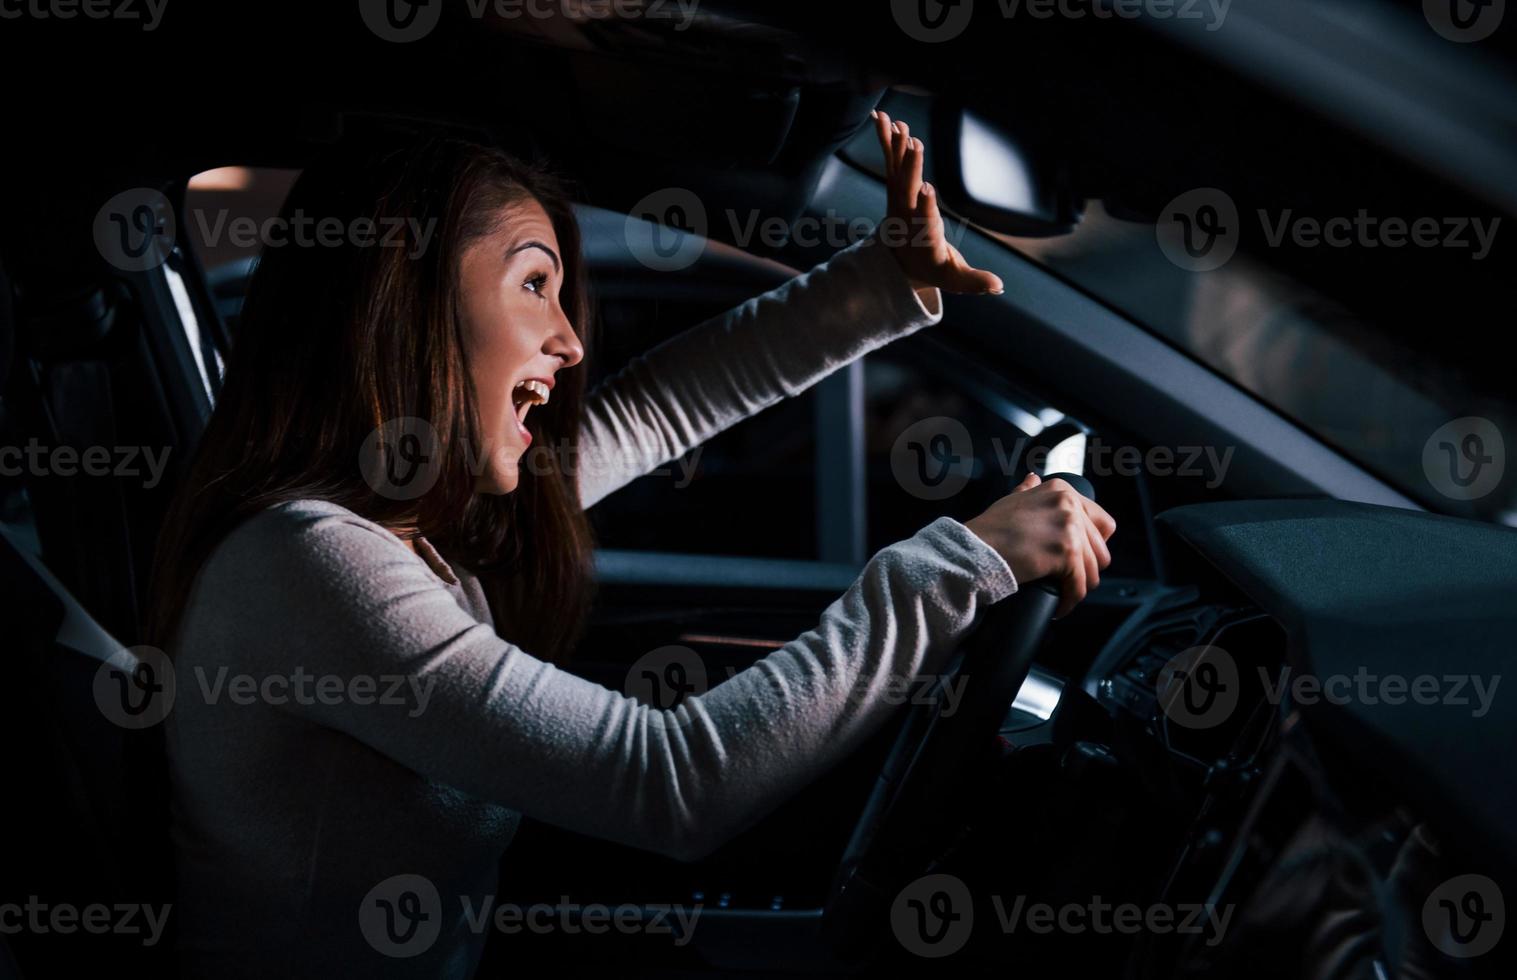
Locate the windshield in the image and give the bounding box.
[843,87,1515,527]
[996,202,1515,526]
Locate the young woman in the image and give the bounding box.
[149,111,1115,977]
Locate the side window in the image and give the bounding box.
[583,292,820,561]
[183,166,301,334]
[587,297,1154,575]
[585,300,1089,570]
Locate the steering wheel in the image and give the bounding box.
[820,473,1096,955]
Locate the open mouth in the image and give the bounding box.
[510,379,550,443]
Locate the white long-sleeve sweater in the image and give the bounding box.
[164,232,1018,978]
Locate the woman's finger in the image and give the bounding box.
[1081,515,1102,594]
[1081,495,1118,541]
[872,110,897,179]
[917,188,1005,295]
[873,110,896,179]
[1057,536,1087,619]
[904,137,924,213]
[948,249,1006,294]
[1084,512,1112,571]
[1014,471,1042,492]
[893,120,911,176]
[916,176,938,217]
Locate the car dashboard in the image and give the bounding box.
[977,497,1517,976]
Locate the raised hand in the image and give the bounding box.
[873,108,1005,296]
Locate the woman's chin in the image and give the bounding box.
[473,455,521,495]
[483,475,518,495]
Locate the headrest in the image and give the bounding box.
[21,283,119,363]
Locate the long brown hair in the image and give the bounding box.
[146,134,598,666]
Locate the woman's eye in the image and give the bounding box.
[524,273,550,295]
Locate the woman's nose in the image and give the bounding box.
[548,309,584,369]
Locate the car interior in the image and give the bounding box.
[2,2,1515,977]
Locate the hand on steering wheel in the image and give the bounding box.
[967,473,1118,618]
[823,473,1109,955]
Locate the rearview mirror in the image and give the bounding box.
[931,105,1082,238]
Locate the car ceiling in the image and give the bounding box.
[3,0,1514,399]
[7,1,1512,216]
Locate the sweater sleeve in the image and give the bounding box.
[220,501,1016,863]
[577,232,944,509]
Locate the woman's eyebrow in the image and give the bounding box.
[507,240,561,273]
